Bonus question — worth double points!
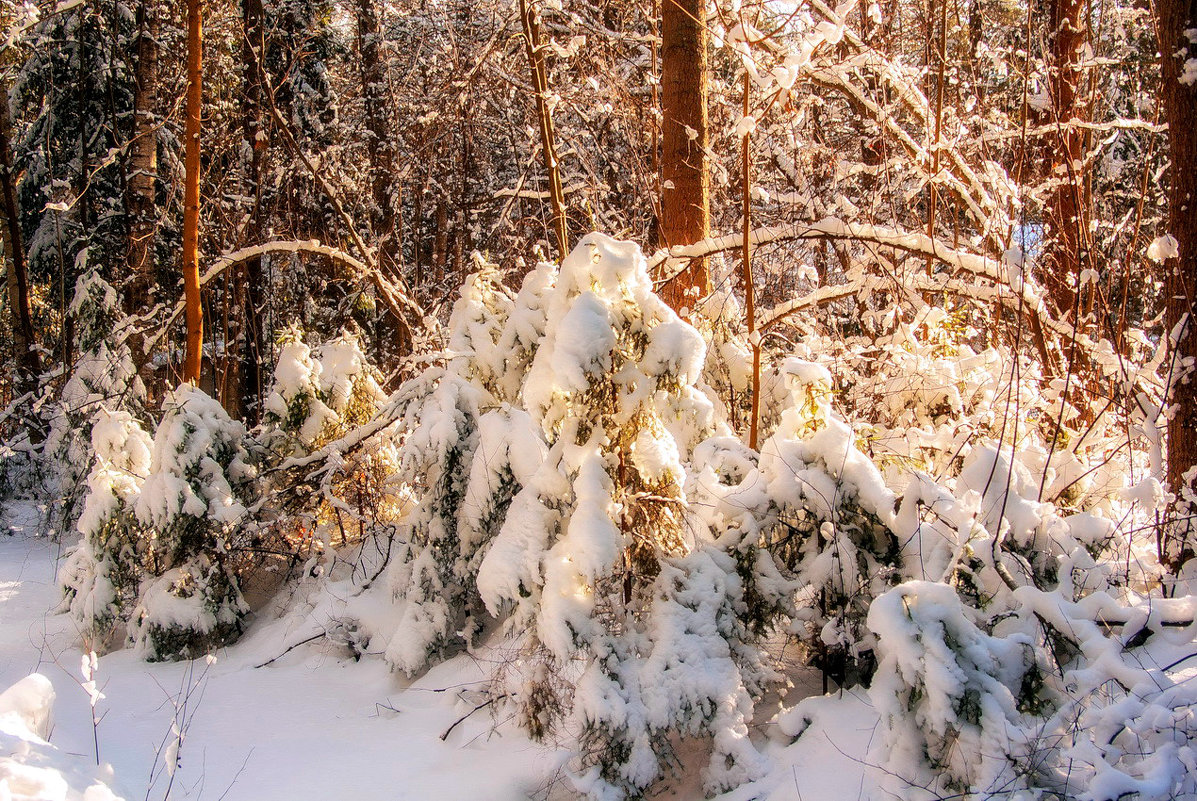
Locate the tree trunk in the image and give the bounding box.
[660,0,710,313]
[518,0,569,261]
[356,0,400,276]
[124,0,160,320]
[434,198,447,282]
[182,0,204,384]
[1041,0,1089,320]
[1156,0,1197,570]
[0,83,41,403]
[240,0,266,421]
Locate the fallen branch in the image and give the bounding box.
[439,694,505,741]
[253,631,326,669]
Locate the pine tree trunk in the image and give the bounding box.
[0,83,41,403]
[240,0,266,421]
[125,0,160,320]
[1041,0,1089,320]
[660,0,710,313]
[1156,0,1197,569]
[182,0,204,384]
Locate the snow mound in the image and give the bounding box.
[0,674,125,801]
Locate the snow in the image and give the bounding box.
[1147,233,1180,262]
[0,529,568,800]
[8,218,1195,799]
[0,527,899,801]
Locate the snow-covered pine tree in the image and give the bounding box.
[128,385,254,661]
[13,3,135,310]
[59,409,153,649]
[258,325,396,564]
[42,268,145,535]
[473,233,771,798]
[759,357,901,684]
[866,581,1040,799]
[261,325,386,456]
[380,261,528,672]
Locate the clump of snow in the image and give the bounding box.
[0,674,55,740]
[1147,233,1179,262]
[0,673,125,801]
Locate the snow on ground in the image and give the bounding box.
[0,511,881,801]
[0,523,568,800]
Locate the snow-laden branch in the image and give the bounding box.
[739,0,1012,250]
[649,217,1014,289]
[805,65,1007,249]
[979,117,1166,142]
[652,218,1160,404]
[147,241,424,355]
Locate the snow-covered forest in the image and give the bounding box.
[0,0,1195,798]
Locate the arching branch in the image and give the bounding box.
[147,241,424,354]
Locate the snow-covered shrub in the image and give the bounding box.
[343,236,784,798]
[258,325,399,569]
[128,385,253,661]
[379,261,547,672]
[687,435,794,642]
[41,268,145,535]
[760,358,900,683]
[463,234,771,798]
[382,367,489,671]
[868,577,1197,800]
[59,409,153,648]
[867,581,1041,799]
[261,326,386,455]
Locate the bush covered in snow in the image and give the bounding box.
[59,409,153,647]
[338,235,787,797]
[41,268,145,537]
[127,384,254,660]
[61,384,255,661]
[44,230,1195,801]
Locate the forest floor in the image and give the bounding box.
[0,510,882,801]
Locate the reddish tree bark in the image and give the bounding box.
[1041,0,1089,320]
[356,0,401,273]
[182,0,204,384]
[519,0,569,261]
[1156,0,1197,569]
[660,0,710,313]
[240,0,266,420]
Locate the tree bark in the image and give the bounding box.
[434,198,448,282]
[0,83,41,402]
[1041,0,1089,320]
[1156,0,1197,569]
[182,0,204,384]
[660,0,710,313]
[124,0,160,319]
[741,73,759,450]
